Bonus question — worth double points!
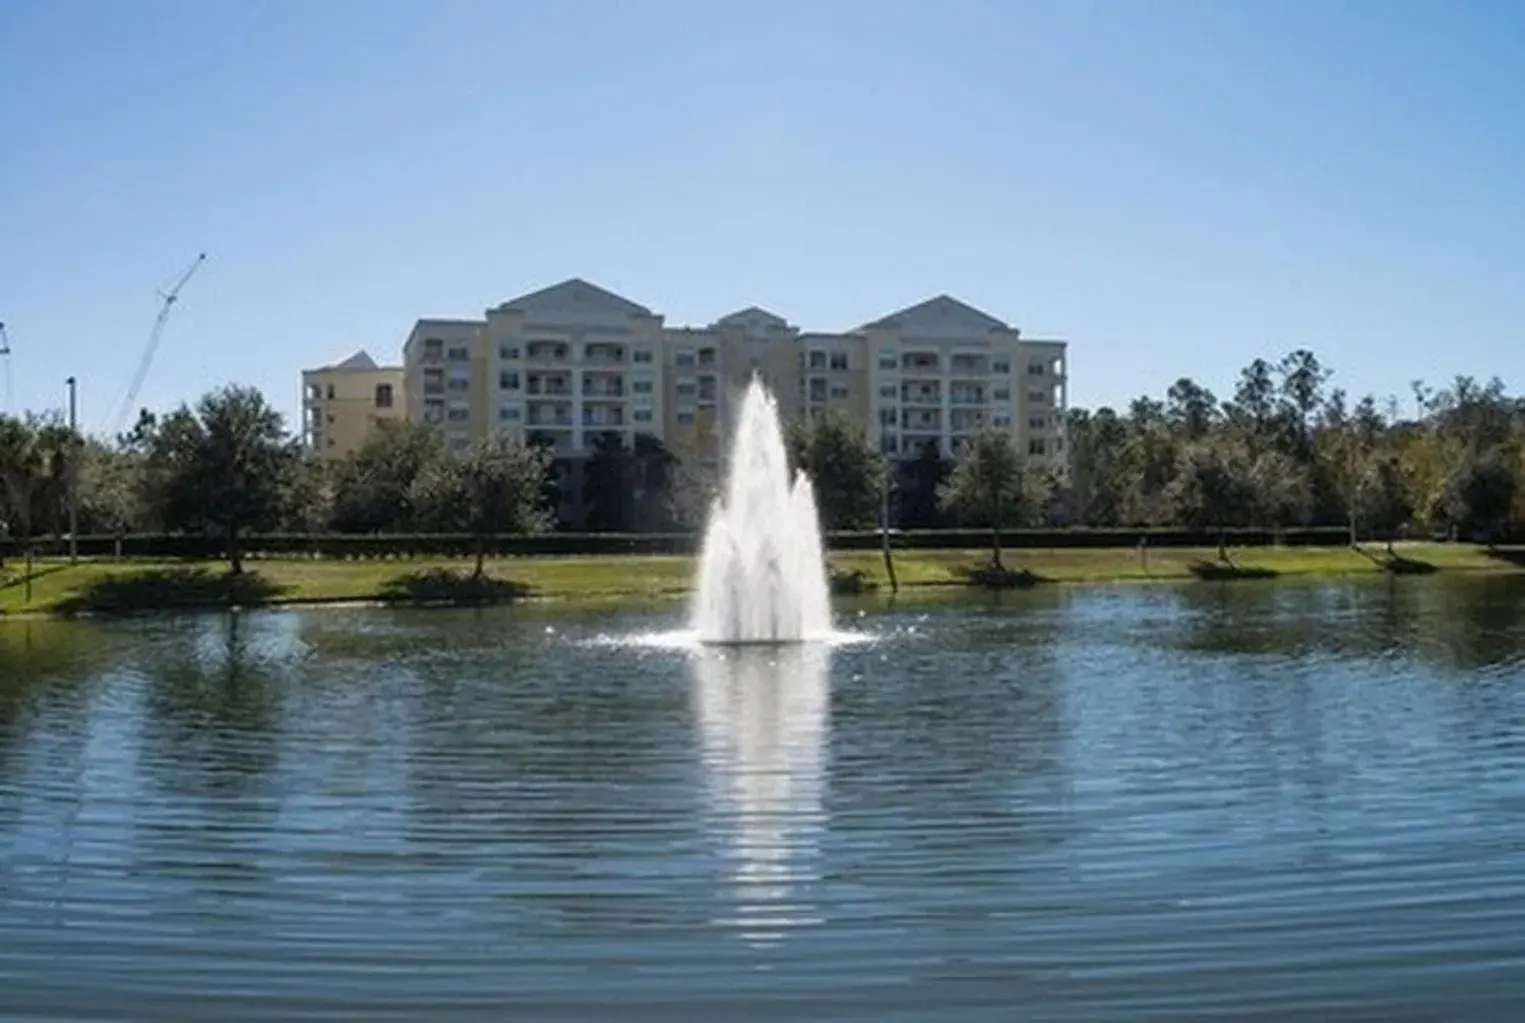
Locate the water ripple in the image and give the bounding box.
[2,577,1525,1019]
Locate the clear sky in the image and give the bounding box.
[3,0,1523,435]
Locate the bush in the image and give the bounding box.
[0,524,1486,563]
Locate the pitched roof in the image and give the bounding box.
[322,349,379,371]
[491,278,652,317]
[713,306,789,329]
[859,294,1008,332]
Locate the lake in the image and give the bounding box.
[3,575,1525,1020]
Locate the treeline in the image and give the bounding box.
[1,350,1522,573]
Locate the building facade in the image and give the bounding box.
[308,277,1070,488]
[300,350,405,459]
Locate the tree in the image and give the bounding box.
[0,415,44,565]
[279,455,336,533]
[1165,439,1253,560]
[1354,452,1415,552]
[1165,378,1218,439]
[1063,407,1127,526]
[1440,447,1517,545]
[329,421,444,532]
[1246,449,1313,530]
[75,440,145,537]
[582,430,634,532]
[409,434,552,577]
[785,409,886,532]
[937,425,1034,570]
[143,385,294,574]
[896,439,952,529]
[630,433,680,532]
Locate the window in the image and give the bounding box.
[632,378,654,394]
[448,376,469,392]
[880,436,899,455]
[675,347,695,367]
[879,383,897,399]
[1028,390,1047,405]
[808,378,827,402]
[676,381,697,397]
[499,405,521,422]
[698,347,717,366]
[423,337,443,357]
[991,359,1010,374]
[633,347,654,364]
[1029,415,1046,431]
[1028,362,1045,376]
[993,387,1011,402]
[830,382,849,399]
[829,351,849,372]
[993,413,1012,427]
[447,406,470,422]
[808,350,827,370]
[1029,438,1047,456]
[448,345,469,361]
[325,383,336,400]
[878,408,897,426]
[500,371,520,391]
[499,344,520,361]
[878,353,897,371]
[374,383,393,408]
[633,409,653,423]
[676,410,695,426]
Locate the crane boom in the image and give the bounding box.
[0,321,11,415]
[109,252,207,437]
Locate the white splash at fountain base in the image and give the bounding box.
[692,377,833,645]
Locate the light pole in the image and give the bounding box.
[67,376,78,564]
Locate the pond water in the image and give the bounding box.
[3,575,1525,1020]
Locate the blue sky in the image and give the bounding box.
[3,0,1523,435]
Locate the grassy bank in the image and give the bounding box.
[2,542,1523,617]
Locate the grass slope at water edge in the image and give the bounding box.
[2,543,1524,616]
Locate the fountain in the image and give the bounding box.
[692,376,833,645]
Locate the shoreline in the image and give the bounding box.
[2,543,1523,620]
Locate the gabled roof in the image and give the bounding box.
[491,277,652,317]
[713,306,789,329]
[319,349,380,372]
[859,294,1008,333]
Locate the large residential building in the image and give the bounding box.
[300,350,405,459]
[304,277,1070,503]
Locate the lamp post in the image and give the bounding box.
[67,376,78,564]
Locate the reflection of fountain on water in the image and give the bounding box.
[691,644,830,946]
[692,377,833,645]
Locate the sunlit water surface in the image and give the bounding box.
[4,574,1525,1020]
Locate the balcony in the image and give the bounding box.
[950,387,986,405]
[901,411,941,431]
[950,410,986,433]
[583,407,625,427]
[527,374,572,396]
[582,376,625,398]
[526,341,571,363]
[901,385,940,405]
[583,343,626,365]
[902,353,939,373]
[950,355,990,375]
[526,408,573,427]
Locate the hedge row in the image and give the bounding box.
[0,526,1411,560]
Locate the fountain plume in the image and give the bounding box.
[692,377,832,644]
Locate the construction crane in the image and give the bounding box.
[0,321,11,415]
[108,252,207,437]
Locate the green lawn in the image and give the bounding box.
[1,543,1521,616]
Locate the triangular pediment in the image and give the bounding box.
[713,306,789,330]
[491,278,652,317]
[324,349,379,371]
[861,294,1008,333]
